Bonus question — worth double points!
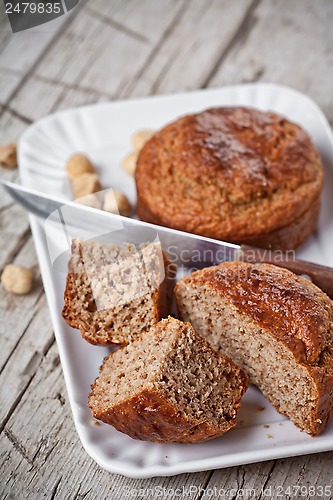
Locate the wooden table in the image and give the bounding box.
[1,1,333,498]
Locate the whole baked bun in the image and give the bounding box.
[135,107,324,250]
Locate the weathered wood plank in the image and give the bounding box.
[7,1,187,121]
[200,453,333,499]
[123,0,255,98]
[8,77,64,122]
[0,109,29,143]
[260,453,333,500]
[199,462,275,499]
[0,167,20,210]
[2,0,256,128]
[0,234,44,373]
[18,0,186,116]
[208,0,333,123]
[0,203,30,272]
[0,0,87,107]
[78,0,187,98]
[2,343,66,466]
[1,433,31,493]
[52,85,108,112]
[0,293,54,432]
[0,71,21,104]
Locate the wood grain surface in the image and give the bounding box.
[1,1,333,498]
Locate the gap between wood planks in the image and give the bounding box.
[118,0,258,99]
[200,0,262,88]
[0,105,33,125]
[121,0,190,98]
[86,6,150,44]
[47,0,191,113]
[0,336,54,435]
[0,0,89,116]
[197,470,215,500]
[0,226,32,274]
[1,0,263,120]
[256,461,277,500]
[0,286,46,377]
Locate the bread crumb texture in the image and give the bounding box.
[88,317,248,443]
[175,261,333,436]
[62,239,175,345]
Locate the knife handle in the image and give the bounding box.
[239,244,333,300]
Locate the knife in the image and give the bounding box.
[2,179,333,299]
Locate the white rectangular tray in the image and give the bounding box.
[19,83,333,478]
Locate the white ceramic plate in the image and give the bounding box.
[19,84,333,478]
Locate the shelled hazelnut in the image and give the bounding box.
[103,190,132,217]
[121,151,138,177]
[0,143,17,169]
[72,173,101,199]
[131,129,154,151]
[1,264,33,295]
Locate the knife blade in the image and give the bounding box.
[2,179,333,298]
[0,180,238,266]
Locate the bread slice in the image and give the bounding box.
[62,239,175,345]
[88,317,248,443]
[175,262,333,436]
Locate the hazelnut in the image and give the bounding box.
[103,190,132,217]
[1,264,33,295]
[121,151,138,177]
[66,153,96,180]
[131,129,154,151]
[0,143,17,169]
[72,173,101,199]
[76,193,101,209]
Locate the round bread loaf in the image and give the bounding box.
[136,107,324,250]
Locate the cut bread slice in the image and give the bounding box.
[62,239,175,345]
[175,262,333,436]
[88,317,248,443]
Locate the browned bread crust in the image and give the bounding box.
[175,262,333,436]
[136,107,324,250]
[89,389,224,443]
[62,239,175,346]
[242,195,320,250]
[88,317,248,443]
